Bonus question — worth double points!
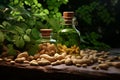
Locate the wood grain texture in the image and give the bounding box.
[0,61,120,80]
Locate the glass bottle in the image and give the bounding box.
[57,11,80,52]
[39,29,57,56]
[40,29,56,44]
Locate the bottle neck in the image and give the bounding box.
[41,35,51,39]
[62,18,80,36]
[63,24,72,28]
[63,21,76,29]
[62,16,76,28]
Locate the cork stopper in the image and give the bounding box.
[63,11,74,18]
[40,29,52,37]
[63,11,74,25]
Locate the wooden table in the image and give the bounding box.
[0,61,120,80]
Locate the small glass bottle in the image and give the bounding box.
[39,29,57,56]
[40,29,56,43]
[57,11,80,54]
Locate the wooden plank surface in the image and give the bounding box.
[0,61,120,80]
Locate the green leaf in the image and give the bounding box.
[14,36,25,48]
[2,21,11,27]
[9,30,17,34]
[32,13,40,17]
[15,26,24,34]
[0,25,5,29]
[17,16,24,21]
[5,34,12,42]
[33,0,38,5]
[24,1,30,6]
[56,12,61,17]
[31,28,40,40]
[43,9,49,14]
[39,12,46,16]
[64,0,68,4]
[26,29,31,35]
[54,7,58,12]
[7,44,16,56]
[26,19,35,26]
[23,34,30,42]
[17,23,28,31]
[0,31,4,42]
[37,3,41,7]
[27,44,38,55]
[14,0,19,4]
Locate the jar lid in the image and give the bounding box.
[63,11,74,18]
[40,29,52,37]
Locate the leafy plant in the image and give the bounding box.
[0,0,68,55]
[80,32,111,51]
[76,1,114,26]
[74,1,113,50]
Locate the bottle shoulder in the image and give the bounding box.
[59,28,79,34]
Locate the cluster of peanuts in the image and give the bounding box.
[38,43,57,56]
[0,43,120,71]
[57,44,80,55]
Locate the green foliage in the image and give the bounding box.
[7,44,16,56]
[0,0,68,55]
[75,1,113,50]
[0,0,112,53]
[80,32,111,51]
[0,31,5,43]
[76,1,114,25]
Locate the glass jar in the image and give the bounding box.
[57,11,80,54]
[39,29,57,56]
[40,29,56,43]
